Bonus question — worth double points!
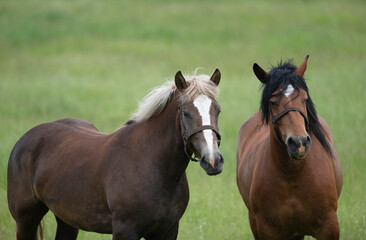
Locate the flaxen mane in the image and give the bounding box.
[129,72,219,123]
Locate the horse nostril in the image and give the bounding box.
[287,136,300,149]
[217,154,224,166]
[200,156,209,169]
[299,135,311,148]
[305,135,312,148]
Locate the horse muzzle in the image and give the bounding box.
[200,151,224,175]
[286,134,312,160]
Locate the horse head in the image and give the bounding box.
[175,69,224,175]
[254,56,314,160]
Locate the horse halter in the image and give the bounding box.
[178,104,221,162]
[270,104,311,146]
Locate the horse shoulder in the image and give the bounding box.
[237,112,263,152]
[237,112,269,209]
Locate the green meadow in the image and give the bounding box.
[1,0,365,239]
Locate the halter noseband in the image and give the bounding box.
[270,105,311,145]
[179,104,221,162]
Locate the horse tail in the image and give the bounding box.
[37,220,44,240]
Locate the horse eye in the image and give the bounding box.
[183,112,191,118]
[270,101,278,107]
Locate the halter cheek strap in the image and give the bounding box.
[179,105,221,162]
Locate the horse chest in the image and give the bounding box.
[252,180,328,233]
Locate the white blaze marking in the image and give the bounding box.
[193,95,215,167]
[284,84,294,97]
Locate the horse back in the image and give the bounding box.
[55,118,100,133]
[8,118,106,192]
[8,117,104,171]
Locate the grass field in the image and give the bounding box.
[1,0,365,239]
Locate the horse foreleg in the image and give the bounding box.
[55,216,79,240]
[162,222,179,240]
[314,212,340,240]
[146,222,179,240]
[249,213,259,240]
[255,214,284,240]
[112,220,139,240]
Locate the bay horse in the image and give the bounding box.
[237,56,343,240]
[8,69,224,240]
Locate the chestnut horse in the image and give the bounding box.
[237,56,342,240]
[8,69,224,240]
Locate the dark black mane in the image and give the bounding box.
[260,60,332,154]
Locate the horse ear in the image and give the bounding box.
[253,63,268,83]
[175,71,187,91]
[210,68,221,86]
[295,55,309,78]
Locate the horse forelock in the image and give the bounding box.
[179,74,219,104]
[129,73,219,123]
[260,60,307,124]
[259,60,332,155]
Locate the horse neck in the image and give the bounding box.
[121,97,190,187]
